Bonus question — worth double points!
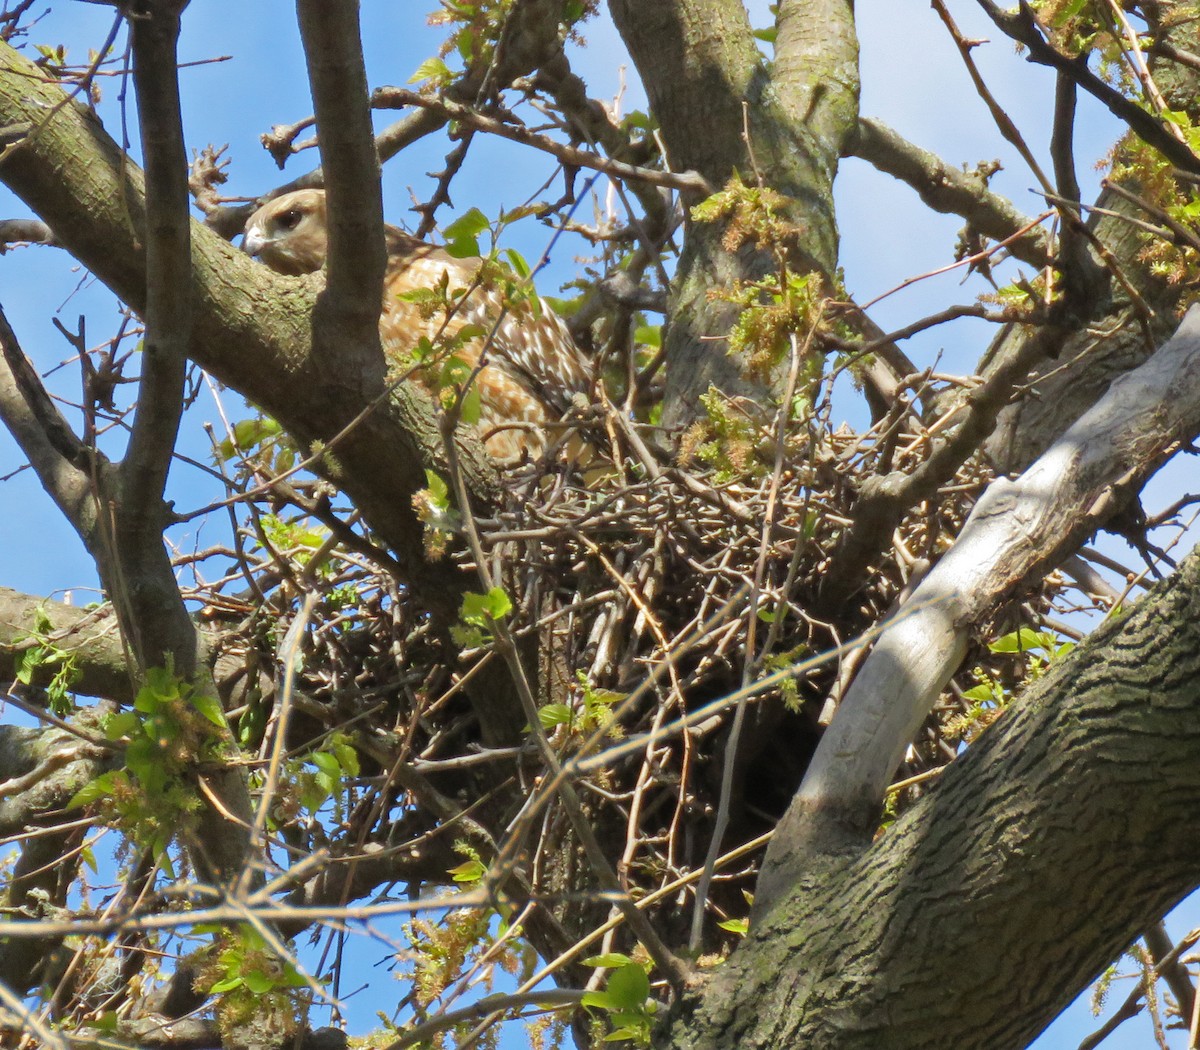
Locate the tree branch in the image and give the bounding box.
[0,705,114,997]
[0,306,96,537]
[295,0,385,337]
[676,544,1200,1047]
[818,323,1062,610]
[773,0,858,169]
[116,0,197,674]
[847,117,1053,269]
[0,587,131,704]
[975,0,1200,177]
[203,0,576,240]
[371,87,712,196]
[124,0,191,521]
[761,305,1200,897]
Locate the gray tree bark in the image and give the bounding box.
[665,543,1200,1048]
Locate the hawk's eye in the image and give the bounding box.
[278,208,302,230]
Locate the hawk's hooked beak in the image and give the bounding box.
[242,226,268,259]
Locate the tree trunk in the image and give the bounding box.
[609,0,858,426]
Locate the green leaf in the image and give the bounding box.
[424,469,450,510]
[104,710,140,740]
[280,965,310,988]
[448,858,487,883]
[605,1025,648,1042]
[243,971,276,994]
[620,110,655,133]
[484,586,512,620]
[68,770,121,810]
[1052,0,1089,25]
[582,953,634,969]
[537,703,574,729]
[154,840,176,880]
[12,647,38,685]
[190,692,225,728]
[604,963,650,1010]
[503,248,532,280]
[311,750,341,777]
[456,27,476,63]
[444,207,490,242]
[583,686,626,709]
[460,587,512,626]
[443,207,490,257]
[299,780,330,812]
[408,56,451,85]
[633,325,661,348]
[460,383,482,426]
[988,627,1049,654]
[450,623,487,648]
[581,990,621,1011]
[717,916,749,936]
[330,737,360,776]
[400,289,441,309]
[209,975,244,994]
[996,283,1031,303]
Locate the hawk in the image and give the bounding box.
[241,188,592,463]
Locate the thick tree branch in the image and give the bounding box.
[111,0,258,889]
[611,0,861,425]
[0,705,113,997]
[115,0,197,674]
[1049,68,1111,320]
[773,0,858,173]
[609,0,759,184]
[0,217,53,247]
[124,0,191,521]
[0,38,487,620]
[295,0,385,341]
[761,305,1200,898]
[847,117,1052,269]
[0,587,131,703]
[673,543,1200,1047]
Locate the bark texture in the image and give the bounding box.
[0,40,489,622]
[667,545,1200,1049]
[609,0,859,426]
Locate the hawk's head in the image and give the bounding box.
[242,189,327,275]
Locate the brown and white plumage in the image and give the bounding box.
[242,189,592,463]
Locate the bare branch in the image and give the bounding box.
[0,217,54,247]
[975,0,1200,176]
[121,0,194,606]
[372,88,712,196]
[0,305,99,540]
[818,323,1061,610]
[847,118,1053,269]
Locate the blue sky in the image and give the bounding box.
[0,2,1195,1047]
